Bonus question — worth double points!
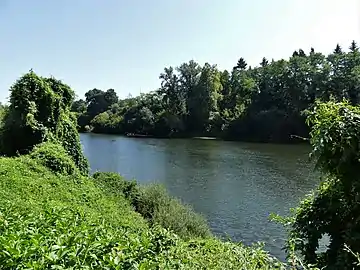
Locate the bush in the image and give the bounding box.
[92,172,211,239]
[92,171,140,203]
[29,142,79,175]
[136,184,211,239]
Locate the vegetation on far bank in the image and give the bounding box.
[72,41,360,143]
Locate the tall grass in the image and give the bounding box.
[92,172,211,239]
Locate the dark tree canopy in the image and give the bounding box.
[260,57,268,67]
[334,43,343,54]
[350,40,358,52]
[71,99,87,113]
[298,49,306,57]
[234,57,247,71]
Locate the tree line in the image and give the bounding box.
[72,41,360,142]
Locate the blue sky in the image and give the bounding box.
[0,0,359,102]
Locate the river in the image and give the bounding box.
[80,133,319,260]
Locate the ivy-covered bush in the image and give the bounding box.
[283,100,360,269]
[29,142,79,175]
[0,70,88,175]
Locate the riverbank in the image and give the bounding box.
[80,129,308,144]
[0,142,286,269]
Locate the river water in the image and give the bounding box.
[80,133,319,260]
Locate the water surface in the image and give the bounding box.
[80,133,318,260]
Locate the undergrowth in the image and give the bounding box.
[0,202,284,269]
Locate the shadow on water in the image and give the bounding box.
[80,133,319,261]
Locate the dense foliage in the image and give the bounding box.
[74,41,360,142]
[276,101,360,269]
[0,102,7,124]
[0,71,89,174]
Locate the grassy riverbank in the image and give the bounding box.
[0,151,284,269]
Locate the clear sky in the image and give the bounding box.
[0,0,359,102]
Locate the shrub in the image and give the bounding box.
[92,171,140,203]
[29,142,79,175]
[92,172,211,239]
[136,184,212,239]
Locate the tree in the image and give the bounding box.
[91,111,111,133]
[283,101,360,269]
[177,60,201,131]
[104,88,119,105]
[260,57,269,67]
[334,43,343,54]
[0,102,7,127]
[85,88,107,118]
[72,41,360,145]
[327,47,347,100]
[0,70,89,175]
[298,49,306,57]
[123,105,155,134]
[71,99,87,113]
[350,40,358,52]
[188,63,222,132]
[233,57,247,71]
[159,66,184,115]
